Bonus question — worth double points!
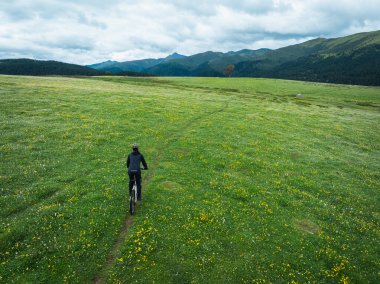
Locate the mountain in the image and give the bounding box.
[163,52,186,61]
[87,52,187,73]
[88,50,270,76]
[0,59,108,76]
[136,49,271,76]
[234,30,380,85]
[145,51,225,76]
[86,30,380,85]
[87,60,119,72]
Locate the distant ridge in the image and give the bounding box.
[145,49,271,76]
[87,52,187,73]
[2,30,378,85]
[88,30,380,86]
[88,49,270,77]
[164,52,186,61]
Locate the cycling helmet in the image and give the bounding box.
[132,143,139,150]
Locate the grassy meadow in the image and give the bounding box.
[0,75,379,283]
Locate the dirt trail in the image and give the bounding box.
[92,99,229,283]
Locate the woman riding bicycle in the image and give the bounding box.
[127,143,148,201]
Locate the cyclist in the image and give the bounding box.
[127,143,148,201]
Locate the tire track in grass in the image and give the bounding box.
[4,188,61,218]
[92,97,230,284]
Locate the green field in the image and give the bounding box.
[1,75,379,283]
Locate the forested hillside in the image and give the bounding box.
[234,31,380,86]
[0,59,108,76]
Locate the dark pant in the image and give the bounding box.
[128,171,142,199]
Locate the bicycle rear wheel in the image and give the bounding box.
[129,186,136,215]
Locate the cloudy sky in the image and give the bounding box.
[1,0,380,65]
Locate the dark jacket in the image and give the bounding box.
[127,151,148,173]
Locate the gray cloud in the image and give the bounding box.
[0,0,379,64]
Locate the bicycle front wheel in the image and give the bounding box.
[129,187,136,215]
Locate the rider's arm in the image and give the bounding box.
[141,154,148,170]
[126,155,130,168]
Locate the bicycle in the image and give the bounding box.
[129,168,144,215]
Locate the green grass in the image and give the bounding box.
[0,75,379,283]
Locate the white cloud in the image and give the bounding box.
[0,0,379,64]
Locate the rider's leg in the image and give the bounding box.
[136,172,142,200]
[128,172,134,195]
